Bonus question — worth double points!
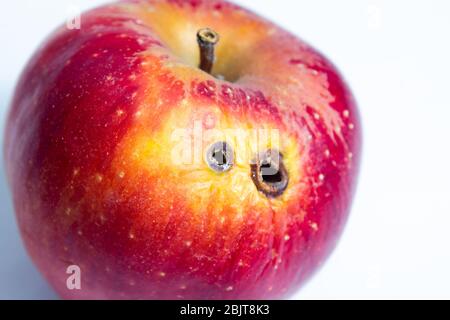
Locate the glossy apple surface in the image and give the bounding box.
[4,0,361,299]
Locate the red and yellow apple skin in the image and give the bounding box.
[4,0,361,299]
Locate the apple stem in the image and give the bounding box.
[197,28,219,74]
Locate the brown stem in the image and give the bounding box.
[197,28,219,74]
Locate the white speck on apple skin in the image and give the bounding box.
[310,222,319,232]
[343,110,350,118]
[95,174,103,183]
[105,75,114,83]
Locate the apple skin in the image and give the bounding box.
[4,0,361,299]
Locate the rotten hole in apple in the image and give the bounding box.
[251,149,289,198]
[206,142,288,198]
[206,141,234,173]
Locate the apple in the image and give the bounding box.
[4,0,361,299]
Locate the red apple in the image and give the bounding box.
[4,0,361,299]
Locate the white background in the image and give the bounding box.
[1,0,449,300]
